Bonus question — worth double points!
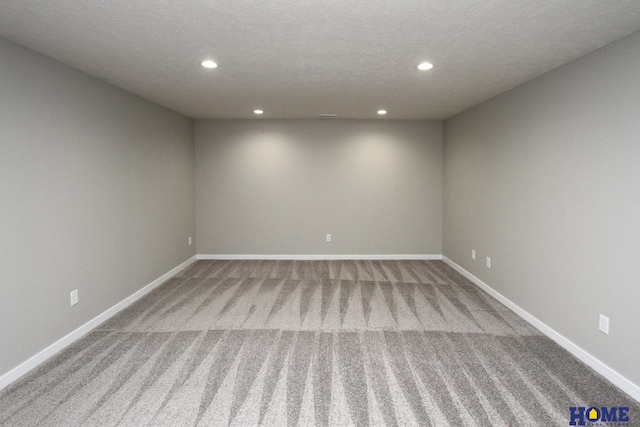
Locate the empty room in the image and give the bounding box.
[1,1,639,426]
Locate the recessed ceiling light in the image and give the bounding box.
[201,60,218,69]
[377,110,387,115]
[417,62,434,71]
[254,109,264,115]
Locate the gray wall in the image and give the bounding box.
[443,31,640,385]
[0,38,196,377]
[196,120,442,255]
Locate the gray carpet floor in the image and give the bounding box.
[1,260,638,426]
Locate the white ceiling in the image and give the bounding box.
[1,1,640,120]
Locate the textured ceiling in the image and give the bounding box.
[1,1,640,119]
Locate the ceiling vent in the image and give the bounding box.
[318,114,338,118]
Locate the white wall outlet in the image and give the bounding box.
[70,289,78,306]
[326,234,332,242]
[471,249,476,260]
[188,236,192,246]
[599,314,609,335]
[486,257,491,268]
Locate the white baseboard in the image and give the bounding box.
[197,254,443,260]
[0,255,197,391]
[442,256,640,403]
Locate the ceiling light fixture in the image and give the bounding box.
[254,109,264,115]
[377,110,387,115]
[417,62,434,71]
[201,60,218,69]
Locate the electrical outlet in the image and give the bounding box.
[471,249,476,260]
[188,236,192,246]
[70,290,78,306]
[326,234,332,242]
[486,257,491,268]
[599,314,609,335]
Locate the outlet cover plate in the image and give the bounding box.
[70,290,78,306]
[599,314,609,335]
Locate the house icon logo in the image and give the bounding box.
[569,406,630,425]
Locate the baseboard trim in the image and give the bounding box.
[442,256,640,403]
[0,255,197,391]
[197,254,443,260]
